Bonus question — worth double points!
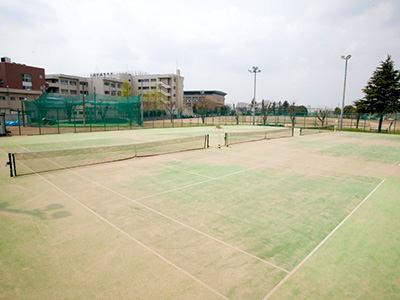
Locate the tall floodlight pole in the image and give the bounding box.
[249,66,261,125]
[340,55,351,131]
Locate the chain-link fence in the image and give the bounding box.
[4,100,399,135]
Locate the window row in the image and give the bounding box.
[0,96,26,101]
[103,82,122,88]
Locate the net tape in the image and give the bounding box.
[10,135,208,176]
[300,125,335,136]
[225,127,292,146]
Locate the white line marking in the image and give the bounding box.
[21,162,229,300]
[262,178,386,300]
[153,162,214,179]
[14,145,288,273]
[14,147,288,273]
[72,166,290,273]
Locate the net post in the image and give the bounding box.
[205,134,210,148]
[7,153,13,177]
[12,153,17,177]
[224,132,228,147]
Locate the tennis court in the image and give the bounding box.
[1,126,399,299]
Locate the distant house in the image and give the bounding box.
[184,90,227,111]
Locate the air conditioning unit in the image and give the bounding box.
[1,57,11,63]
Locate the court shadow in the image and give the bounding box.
[0,202,71,220]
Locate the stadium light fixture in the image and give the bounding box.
[249,66,261,125]
[340,55,351,131]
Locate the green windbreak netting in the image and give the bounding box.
[24,93,141,127]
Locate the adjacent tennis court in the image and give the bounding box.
[1,126,399,299]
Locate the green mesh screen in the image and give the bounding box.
[24,93,141,127]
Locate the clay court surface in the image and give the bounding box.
[1,126,399,299]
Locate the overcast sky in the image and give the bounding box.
[1,0,400,108]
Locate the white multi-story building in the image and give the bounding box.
[108,69,185,112]
[46,70,185,113]
[46,74,89,96]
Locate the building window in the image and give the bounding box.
[104,90,110,95]
[39,75,43,79]
[138,79,149,83]
[111,83,116,88]
[19,97,25,101]
[10,96,16,101]
[61,89,68,94]
[193,97,198,102]
[104,81,110,86]
[117,83,122,88]
[151,86,156,90]
[0,96,6,100]
[22,74,32,83]
[70,90,77,95]
[69,81,77,86]
[186,103,191,107]
[186,97,191,102]
[151,79,156,82]
[111,91,116,96]
[22,74,33,90]
[60,79,68,85]
[118,91,121,96]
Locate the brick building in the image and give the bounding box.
[0,57,46,113]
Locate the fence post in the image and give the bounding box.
[55,108,59,134]
[17,109,21,135]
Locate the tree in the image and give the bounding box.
[288,102,296,136]
[282,100,289,114]
[355,55,400,132]
[219,105,230,116]
[295,105,308,116]
[143,88,166,117]
[317,109,330,126]
[193,96,212,123]
[261,100,273,125]
[343,105,356,115]
[121,81,134,97]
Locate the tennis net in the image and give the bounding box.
[224,127,292,146]
[300,125,335,136]
[8,135,209,176]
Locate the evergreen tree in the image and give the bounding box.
[355,55,400,132]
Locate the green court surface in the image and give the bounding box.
[1,127,399,299]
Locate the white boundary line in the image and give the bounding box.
[262,178,386,300]
[152,162,214,179]
[24,164,229,300]
[15,146,289,273]
[70,165,290,273]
